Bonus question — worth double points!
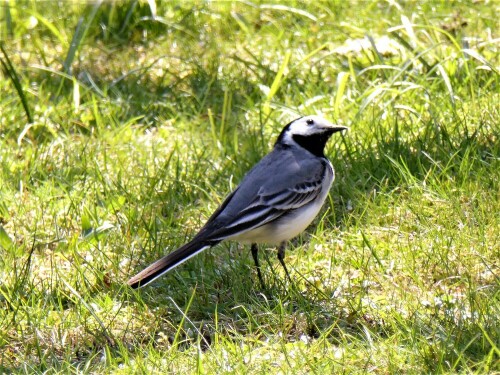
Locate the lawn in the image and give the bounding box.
[0,1,499,373]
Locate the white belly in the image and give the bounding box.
[234,199,325,244]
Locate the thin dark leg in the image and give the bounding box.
[251,243,265,288]
[277,241,292,282]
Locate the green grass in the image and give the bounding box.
[1,0,499,373]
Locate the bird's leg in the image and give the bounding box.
[277,241,292,283]
[251,243,265,289]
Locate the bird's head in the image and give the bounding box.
[276,115,348,157]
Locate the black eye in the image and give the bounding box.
[306,119,314,125]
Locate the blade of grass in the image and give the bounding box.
[118,0,138,35]
[263,50,291,116]
[436,63,455,109]
[0,43,33,123]
[334,72,350,120]
[361,230,384,270]
[170,286,197,349]
[220,88,231,143]
[4,1,13,38]
[62,0,103,74]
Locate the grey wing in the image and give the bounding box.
[204,163,328,241]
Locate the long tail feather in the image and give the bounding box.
[127,239,217,289]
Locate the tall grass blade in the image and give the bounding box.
[263,50,291,116]
[0,43,33,123]
[4,1,13,38]
[220,88,231,142]
[208,108,217,145]
[63,0,103,74]
[334,72,349,120]
[365,34,386,67]
[401,15,418,48]
[119,0,138,35]
[63,17,84,75]
[170,286,197,349]
[436,63,455,108]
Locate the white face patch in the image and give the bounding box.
[281,115,337,144]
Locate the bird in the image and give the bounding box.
[127,115,347,289]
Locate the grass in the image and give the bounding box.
[0,0,499,373]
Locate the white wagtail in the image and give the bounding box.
[127,115,347,289]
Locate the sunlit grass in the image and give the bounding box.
[0,0,499,373]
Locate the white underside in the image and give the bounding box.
[228,199,325,244]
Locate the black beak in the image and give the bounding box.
[331,125,348,134]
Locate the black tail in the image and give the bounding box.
[127,239,218,289]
